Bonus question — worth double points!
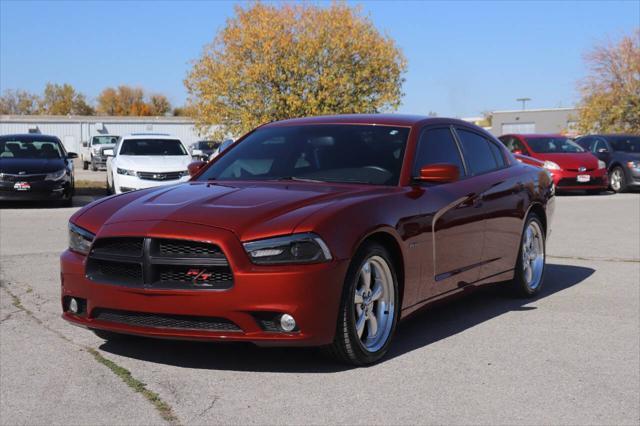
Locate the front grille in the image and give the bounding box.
[93,308,241,331]
[0,173,47,182]
[137,171,184,181]
[157,239,224,258]
[86,237,233,290]
[91,238,143,257]
[557,177,604,187]
[565,167,595,172]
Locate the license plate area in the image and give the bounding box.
[577,174,591,183]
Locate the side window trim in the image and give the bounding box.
[452,126,504,176]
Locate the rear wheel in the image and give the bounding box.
[83,161,89,170]
[610,166,627,193]
[91,159,98,172]
[510,214,545,297]
[326,242,399,365]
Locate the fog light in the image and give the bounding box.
[69,298,79,314]
[279,314,296,332]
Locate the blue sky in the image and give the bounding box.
[1,1,638,117]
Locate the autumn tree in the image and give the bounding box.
[37,83,94,115]
[97,85,171,116]
[185,2,407,138]
[0,89,40,114]
[577,29,640,133]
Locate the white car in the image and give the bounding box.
[105,133,192,194]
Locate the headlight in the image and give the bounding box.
[627,161,640,170]
[543,161,561,171]
[598,160,606,170]
[45,169,66,180]
[117,168,136,176]
[68,223,95,255]
[243,233,332,265]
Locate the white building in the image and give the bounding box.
[0,115,204,153]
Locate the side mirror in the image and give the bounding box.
[103,149,114,157]
[188,160,207,177]
[415,163,460,184]
[67,152,78,159]
[82,142,88,148]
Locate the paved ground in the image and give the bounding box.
[1,192,638,425]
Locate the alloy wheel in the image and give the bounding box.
[353,256,395,353]
[522,220,545,291]
[611,168,623,192]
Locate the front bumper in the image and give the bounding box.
[60,221,349,346]
[550,168,608,191]
[115,174,190,193]
[0,180,68,201]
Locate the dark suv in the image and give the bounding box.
[576,134,640,192]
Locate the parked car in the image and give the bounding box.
[499,134,608,193]
[105,133,191,194]
[189,141,217,161]
[80,135,118,171]
[575,134,640,193]
[209,139,234,160]
[61,115,554,365]
[0,134,76,206]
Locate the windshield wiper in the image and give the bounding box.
[274,176,326,183]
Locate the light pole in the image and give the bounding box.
[516,97,531,110]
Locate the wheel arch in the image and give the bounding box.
[527,202,547,235]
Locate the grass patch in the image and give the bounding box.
[87,348,180,425]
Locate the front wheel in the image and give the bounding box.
[610,166,627,193]
[326,242,399,365]
[511,214,546,297]
[83,161,89,170]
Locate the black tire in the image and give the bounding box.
[91,161,98,172]
[325,242,400,366]
[92,329,133,341]
[60,196,72,207]
[83,161,89,170]
[106,173,113,195]
[610,166,627,193]
[510,213,546,297]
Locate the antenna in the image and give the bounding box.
[516,98,531,110]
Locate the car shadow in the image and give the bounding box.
[98,263,594,372]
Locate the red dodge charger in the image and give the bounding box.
[61,115,554,365]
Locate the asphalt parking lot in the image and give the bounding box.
[1,192,639,425]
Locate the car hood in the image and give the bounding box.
[532,152,599,169]
[0,158,66,174]
[117,155,191,171]
[76,181,380,241]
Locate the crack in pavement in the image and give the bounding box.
[190,396,219,423]
[0,281,182,426]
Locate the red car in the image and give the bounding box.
[61,115,554,365]
[499,134,608,193]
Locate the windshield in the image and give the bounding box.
[525,137,584,153]
[92,136,117,145]
[197,124,410,185]
[0,139,63,159]
[119,139,187,156]
[609,136,640,152]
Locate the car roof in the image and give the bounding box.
[0,134,61,142]
[121,133,181,140]
[261,114,474,129]
[504,133,565,139]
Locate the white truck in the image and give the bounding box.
[80,135,119,171]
